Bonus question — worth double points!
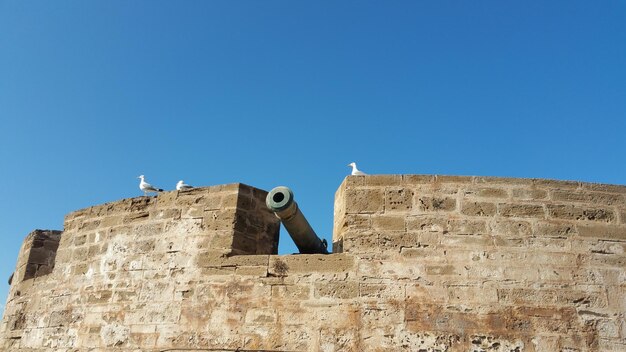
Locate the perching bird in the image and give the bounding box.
[176,180,193,191]
[348,162,367,176]
[137,175,163,196]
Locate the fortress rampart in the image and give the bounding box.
[1,175,625,351]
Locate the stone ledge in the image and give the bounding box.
[339,174,626,192]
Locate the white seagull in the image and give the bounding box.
[137,175,163,196]
[176,180,193,191]
[348,162,367,176]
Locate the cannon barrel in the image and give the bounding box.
[266,186,329,254]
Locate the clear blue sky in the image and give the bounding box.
[1,1,625,314]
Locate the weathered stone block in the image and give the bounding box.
[448,219,488,235]
[405,303,488,333]
[378,232,421,252]
[173,191,214,208]
[506,265,541,281]
[402,174,436,184]
[493,236,526,248]
[490,220,532,237]
[526,251,579,266]
[581,252,626,267]
[35,264,53,276]
[139,282,175,302]
[314,282,359,299]
[244,308,277,324]
[99,215,124,228]
[338,214,372,231]
[180,205,206,219]
[12,230,62,284]
[199,266,235,276]
[511,188,548,200]
[538,267,575,282]
[532,178,581,189]
[86,290,113,304]
[534,221,577,237]
[271,285,311,300]
[416,196,456,212]
[231,233,262,254]
[620,209,626,224]
[528,236,571,251]
[371,215,405,231]
[108,225,132,238]
[79,220,100,231]
[200,253,269,268]
[340,233,380,254]
[268,254,354,275]
[548,204,616,222]
[132,222,165,238]
[122,212,150,224]
[417,184,460,195]
[130,196,158,211]
[27,248,53,265]
[149,208,181,220]
[235,196,256,213]
[362,174,403,186]
[474,176,534,186]
[73,234,88,247]
[577,224,626,241]
[499,204,545,218]
[434,175,474,184]
[425,264,461,276]
[360,304,405,330]
[90,200,130,217]
[384,188,413,211]
[406,215,447,232]
[464,187,508,198]
[401,247,447,262]
[497,288,608,308]
[582,183,626,194]
[345,189,384,214]
[359,283,404,299]
[447,285,498,303]
[220,192,240,209]
[441,234,493,248]
[203,210,236,231]
[552,190,624,205]
[461,201,497,216]
[64,207,91,222]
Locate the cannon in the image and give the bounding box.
[266,186,329,254]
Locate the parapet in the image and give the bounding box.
[334,175,626,253]
[1,176,625,351]
[61,183,280,257]
[4,183,281,304]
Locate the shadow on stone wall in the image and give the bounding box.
[14,230,62,284]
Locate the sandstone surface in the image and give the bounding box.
[1,176,624,351]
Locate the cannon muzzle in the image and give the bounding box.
[266,186,329,254]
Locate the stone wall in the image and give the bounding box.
[333,175,626,351]
[1,176,625,351]
[1,183,281,350]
